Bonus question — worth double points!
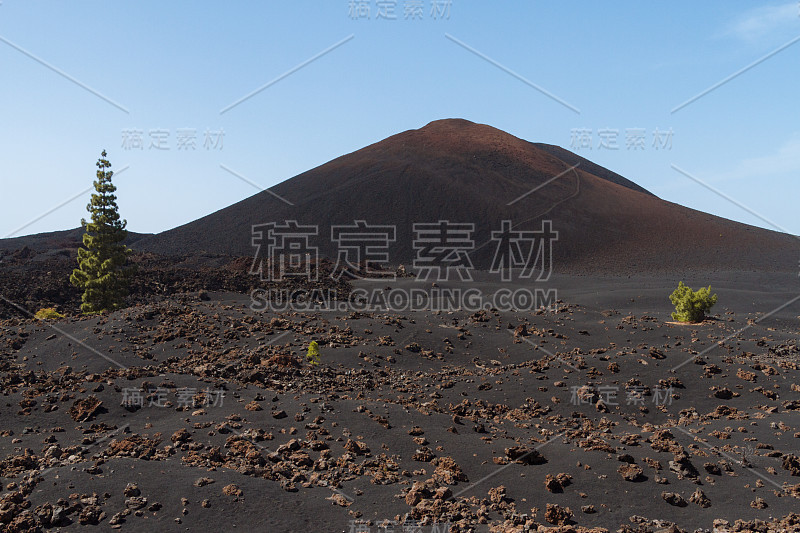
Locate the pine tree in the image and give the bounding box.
[70,150,133,314]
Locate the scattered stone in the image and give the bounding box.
[245,401,263,411]
[618,464,645,482]
[689,488,711,508]
[69,395,103,422]
[544,503,572,525]
[545,473,572,493]
[750,497,768,509]
[125,496,147,510]
[662,492,687,507]
[171,428,191,443]
[505,446,546,465]
[782,454,800,476]
[327,493,352,507]
[222,484,243,497]
[432,456,468,484]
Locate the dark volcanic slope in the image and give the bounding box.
[0,228,150,254]
[134,119,798,272]
[531,142,653,196]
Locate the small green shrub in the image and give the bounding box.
[35,308,65,320]
[669,281,717,323]
[306,341,321,366]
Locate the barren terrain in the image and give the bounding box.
[1,268,800,532]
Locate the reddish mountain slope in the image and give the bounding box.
[117,119,800,272]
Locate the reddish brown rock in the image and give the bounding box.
[618,464,645,482]
[544,503,572,525]
[69,395,103,422]
[432,456,468,485]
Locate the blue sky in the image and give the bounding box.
[1,1,799,238]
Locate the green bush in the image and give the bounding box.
[34,308,65,320]
[306,341,321,366]
[669,281,717,323]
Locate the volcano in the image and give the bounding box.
[5,121,800,533]
[133,119,796,273]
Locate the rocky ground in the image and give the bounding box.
[0,248,349,320]
[1,265,800,532]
